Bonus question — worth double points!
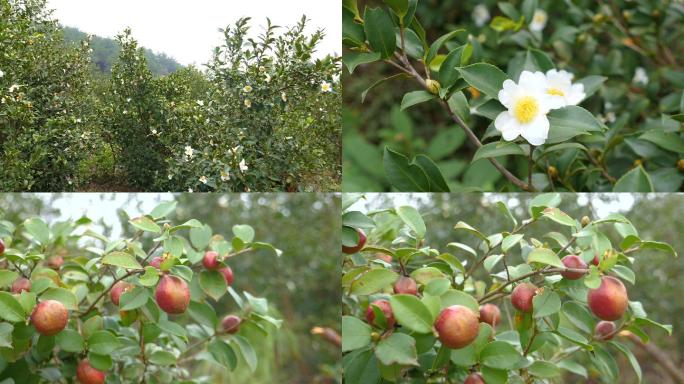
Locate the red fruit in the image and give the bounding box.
[31,300,68,336]
[479,303,501,327]
[464,372,485,384]
[594,321,616,340]
[219,266,234,286]
[511,283,537,313]
[110,281,133,306]
[203,251,220,270]
[434,305,479,349]
[561,255,588,280]
[149,257,163,269]
[76,359,106,384]
[591,255,600,266]
[46,255,64,270]
[393,276,418,295]
[588,276,628,321]
[0,239,4,255]
[11,277,31,293]
[342,229,366,254]
[365,299,395,328]
[155,275,190,314]
[222,315,242,334]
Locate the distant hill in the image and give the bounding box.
[62,26,182,76]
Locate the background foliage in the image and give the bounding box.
[343,0,684,192]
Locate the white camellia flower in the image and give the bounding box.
[188,188,193,193]
[221,170,230,181]
[259,66,266,72]
[320,81,332,93]
[0,69,4,78]
[530,9,548,32]
[196,100,204,106]
[167,174,173,180]
[199,176,207,184]
[472,4,490,27]
[264,74,271,83]
[244,99,252,108]
[184,146,194,160]
[243,85,253,93]
[126,98,131,103]
[543,69,585,109]
[495,71,553,146]
[239,159,248,172]
[151,129,158,135]
[633,67,648,85]
[281,92,287,102]
[9,84,19,93]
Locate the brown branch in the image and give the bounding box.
[311,327,341,348]
[622,331,684,384]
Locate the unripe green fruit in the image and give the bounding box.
[203,251,220,269]
[342,229,366,254]
[561,255,587,280]
[594,321,616,340]
[393,276,417,295]
[434,305,479,349]
[76,359,106,384]
[110,281,133,306]
[365,299,395,328]
[479,303,501,327]
[155,275,190,314]
[12,277,31,293]
[464,372,485,384]
[31,300,68,336]
[222,315,242,334]
[511,283,537,313]
[588,276,628,321]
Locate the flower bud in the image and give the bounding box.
[426,79,441,95]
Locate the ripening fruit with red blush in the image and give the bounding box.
[110,281,133,306]
[342,228,366,254]
[393,276,417,295]
[365,299,395,328]
[511,283,537,313]
[46,254,64,270]
[434,305,479,349]
[222,315,242,334]
[464,372,485,384]
[594,321,616,340]
[155,275,190,314]
[561,255,588,280]
[588,276,628,321]
[31,299,68,336]
[76,359,106,384]
[0,239,5,255]
[219,266,234,286]
[149,256,163,269]
[203,251,220,269]
[11,277,31,293]
[591,255,600,266]
[479,303,501,327]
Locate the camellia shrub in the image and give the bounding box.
[342,0,684,192]
[342,194,676,383]
[0,200,281,383]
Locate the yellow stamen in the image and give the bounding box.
[548,88,565,96]
[513,96,539,123]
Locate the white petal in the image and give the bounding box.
[521,116,549,145]
[498,79,518,108]
[495,112,521,141]
[519,71,547,91]
[546,95,567,110]
[566,83,586,105]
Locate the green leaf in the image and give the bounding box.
[400,90,436,110]
[342,211,375,230]
[375,333,419,366]
[129,216,161,233]
[638,130,684,153]
[0,292,26,322]
[88,353,112,371]
[384,0,409,18]
[610,341,642,382]
[101,252,143,270]
[138,266,160,287]
[541,207,577,227]
[528,361,561,378]
[638,241,677,257]
[188,301,218,329]
[157,319,187,338]
[56,329,84,353]
[149,350,177,366]
[389,294,434,333]
[233,335,258,372]
[163,236,184,258]
[557,360,588,379]
[0,270,19,288]
[0,323,13,348]
[613,166,654,192]
[562,301,595,334]
[457,63,508,98]
[24,218,50,244]
[480,341,523,369]
[527,248,564,268]
[232,225,255,243]
[472,141,526,162]
[209,339,237,370]
[199,270,228,301]
[446,91,470,121]
[41,287,78,310]
[547,106,603,144]
[150,201,177,219]
[342,316,373,352]
[88,331,121,355]
[190,225,213,250]
[413,155,450,192]
[502,234,524,252]
[384,147,429,192]
[350,269,399,295]
[533,290,561,318]
[440,290,479,313]
[344,51,382,74]
[577,76,607,100]
[395,206,426,239]
[364,7,396,58]
[119,286,149,311]
[425,29,465,66]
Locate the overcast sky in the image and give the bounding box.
[46,0,341,66]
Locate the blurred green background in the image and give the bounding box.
[350,193,683,383]
[0,193,341,383]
